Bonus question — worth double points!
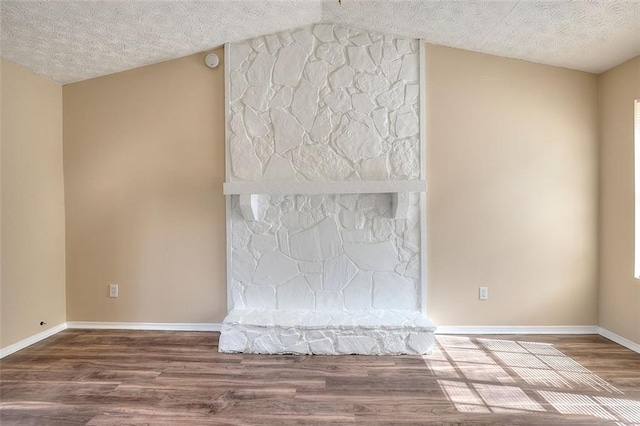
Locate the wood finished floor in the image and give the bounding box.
[1,330,640,425]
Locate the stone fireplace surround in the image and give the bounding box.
[219,24,436,355]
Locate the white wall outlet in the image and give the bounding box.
[479,286,489,300]
[109,284,119,298]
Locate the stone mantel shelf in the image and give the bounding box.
[224,180,426,221]
[223,180,427,195]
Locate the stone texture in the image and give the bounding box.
[372,272,417,310]
[247,51,275,86]
[389,139,420,179]
[334,117,381,162]
[226,29,429,348]
[398,53,419,81]
[278,276,315,310]
[383,44,399,61]
[405,83,419,103]
[270,86,293,108]
[323,253,358,291]
[253,334,285,353]
[230,130,262,181]
[305,60,328,87]
[290,217,342,262]
[232,249,255,283]
[265,35,281,54]
[230,42,252,71]
[310,107,333,142]
[376,80,405,110]
[347,46,376,72]
[263,155,297,182]
[394,111,419,138]
[253,250,298,285]
[244,286,276,309]
[333,26,348,40]
[244,107,269,138]
[338,336,377,354]
[313,24,335,42]
[277,228,291,256]
[273,42,307,86]
[316,291,343,311]
[352,93,375,114]
[356,73,390,99]
[344,241,398,271]
[219,330,248,352]
[396,39,412,55]
[371,107,389,138]
[219,310,436,355]
[243,84,270,111]
[408,332,434,354]
[309,338,335,355]
[343,272,373,310]
[323,89,352,113]
[351,33,372,46]
[250,233,277,253]
[292,28,314,54]
[232,221,251,249]
[329,65,354,88]
[361,155,389,180]
[315,41,344,67]
[291,80,319,131]
[229,70,248,102]
[271,109,304,154]
[290,144,353,181]
[380,58,401,81]
[299,261,322,274]
[369,40,383,64]
[339,210,365,230]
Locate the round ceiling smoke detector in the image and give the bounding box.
[205,53,219,69]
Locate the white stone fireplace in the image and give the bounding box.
[219,24,436,355]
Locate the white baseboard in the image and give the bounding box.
[0,322,67,359]
[599,327,640,354]
[435,325,600,335]
[66,321,222,332]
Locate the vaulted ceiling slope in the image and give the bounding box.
[1,0,639,84]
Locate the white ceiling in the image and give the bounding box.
[1,0,639,84]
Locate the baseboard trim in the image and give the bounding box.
[0,322,67,359]
[435,325,600,335]
[66,321,222,332]
[599,327,640,354]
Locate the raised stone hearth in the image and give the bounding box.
[219,310,436,355]
[220,24,435,355]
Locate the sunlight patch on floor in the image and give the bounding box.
[426,336,636,424]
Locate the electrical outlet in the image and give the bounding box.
[479,286,489,300]
[109,284,119,298]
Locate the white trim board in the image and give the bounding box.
[0,322,67,359]
[599,327,640,354]
[66,322,222,332]
[435,325,600,335]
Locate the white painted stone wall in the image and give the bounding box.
[230,193,421,312]
[224,25,430,350]
[227,24,420,182]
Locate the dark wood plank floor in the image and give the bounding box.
[1,330,639,425]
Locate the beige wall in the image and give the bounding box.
[598,56,640,344]
[425,45,600,326]
[63,50,226,323]
[1,59,66,348]
[63,44,601,327]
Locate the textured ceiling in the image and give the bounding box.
[1,0,639,84]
